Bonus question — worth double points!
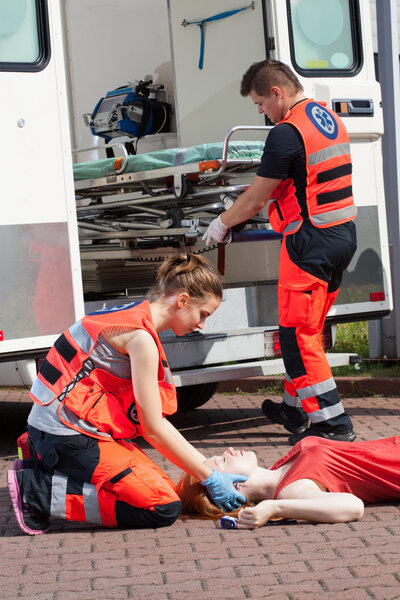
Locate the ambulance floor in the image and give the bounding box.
[1,387,400,600]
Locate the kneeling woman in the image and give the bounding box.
[8,254,247,535]
[177,436,400,528]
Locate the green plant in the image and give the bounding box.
[331,359,400,378]
[333,321,369,358]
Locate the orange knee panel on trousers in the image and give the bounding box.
[66,494,86,522]
[94,440,179,526]
[62,439,179,527]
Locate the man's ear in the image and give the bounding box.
[176,292,190,308]
[271,85,283,99]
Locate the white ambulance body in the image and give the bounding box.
[0,1,395,408]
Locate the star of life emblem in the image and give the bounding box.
[305,102,338,140]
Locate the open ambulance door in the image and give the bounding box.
[268,0,393,322]
[0,0,83,365]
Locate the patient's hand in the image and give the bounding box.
[237,500,276,529]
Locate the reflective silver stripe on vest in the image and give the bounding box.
[69,321,95,355]
[297,377,337,401]
[50,473,68,519]
[31,377,57,405]
[312,204,357,226]
[283,390,302,409]
[162,360,173,385]
[308,142,351,166]
[308,402,345,424]
[58,404,112,438]
[283,219,302,234]
[83,482,102,524]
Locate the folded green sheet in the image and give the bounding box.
[73,140,265,181]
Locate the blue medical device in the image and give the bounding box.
[87,79,171,142]
[220,516,238,529]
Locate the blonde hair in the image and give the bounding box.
[176,472,253,519]
[150,254,223,302]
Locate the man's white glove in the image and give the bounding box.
[202,215,231,246]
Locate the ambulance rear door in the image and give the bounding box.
[0,0,83,359]
[268,0,392,321]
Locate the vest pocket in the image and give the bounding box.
[268,200,287,233]
[63,377,136,439]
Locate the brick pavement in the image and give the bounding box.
[1,388,400,600]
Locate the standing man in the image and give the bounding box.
[203,60,357,444]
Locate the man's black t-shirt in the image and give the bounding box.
[257,123,307,218]
[256,122,356,289]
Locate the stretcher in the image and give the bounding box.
[73,126,281,258]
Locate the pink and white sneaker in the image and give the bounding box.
[7,470,50,536]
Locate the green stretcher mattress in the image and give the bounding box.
[73,140,265,181]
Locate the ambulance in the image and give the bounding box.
[0,0,393,409]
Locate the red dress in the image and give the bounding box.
[272,436,400,503]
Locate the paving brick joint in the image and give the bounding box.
[1,388,400,600]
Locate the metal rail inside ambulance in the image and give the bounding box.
[0,0,392,410]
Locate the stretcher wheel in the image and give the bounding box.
[166,207,185,228]
[176,382,219,411]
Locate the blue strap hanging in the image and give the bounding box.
[182,2,255,70]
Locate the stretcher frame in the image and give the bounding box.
[74,126,271,191]
[74,126,272,247]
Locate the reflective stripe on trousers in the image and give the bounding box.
[20,433,181,529]
[283,375,346,423]
[51,473,102,523]
[278,243,352,429]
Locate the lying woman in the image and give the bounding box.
[176,436,400,528]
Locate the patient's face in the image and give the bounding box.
[204,447,258,476]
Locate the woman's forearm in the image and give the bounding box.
[238,494,364,529]
[127,331,211,482]
[272,494,364,523]
[220,175,282,228]
[143,420,211,482]
[163,418,207,462]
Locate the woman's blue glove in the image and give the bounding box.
[201,470,248,512]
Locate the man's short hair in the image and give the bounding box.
[240,59,303,97]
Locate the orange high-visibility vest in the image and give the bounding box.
[30,301,177,440]
[268,99,357,235]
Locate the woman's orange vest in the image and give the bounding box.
[268,99,357,235]
[30,301,177,440]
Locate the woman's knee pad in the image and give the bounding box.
[115,500,182,529]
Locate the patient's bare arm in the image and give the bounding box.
[237,481,364,529]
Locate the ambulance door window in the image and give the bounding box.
[287,0,362,76]
[0,0,49,71]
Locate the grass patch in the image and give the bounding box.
[331,320,400,377]
[254,384,283,395]
[333,321,369,358]
[331,360,400,378]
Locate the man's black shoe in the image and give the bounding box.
[261,399,308,434]
[288,425,357,446]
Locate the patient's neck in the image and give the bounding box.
[246,464,289,503]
